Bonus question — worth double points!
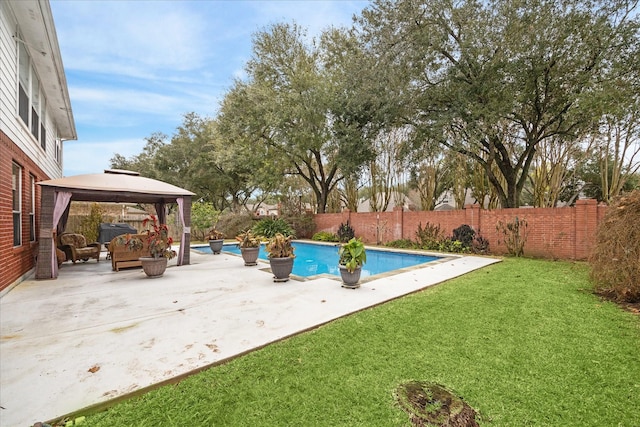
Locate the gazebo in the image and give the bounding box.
[35,170,195,279]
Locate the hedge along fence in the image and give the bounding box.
[314,199,607,260]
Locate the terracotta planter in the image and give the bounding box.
[208,239,224,254]
[140,256,168,278]
[339,265,362,288]
[269,257,294,282]
[240,247,260,266]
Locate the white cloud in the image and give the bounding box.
[51,0,371,176]
[70,86,184,117]
[54,1,210,76]
[252,0,363,35]
[62,138,147,177]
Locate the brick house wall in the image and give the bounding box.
[0,130,49,293]
[314,199,607,260]
[1,1,76,293]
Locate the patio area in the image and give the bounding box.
[0,247,500,426]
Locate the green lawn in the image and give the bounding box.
[81,258,640,426]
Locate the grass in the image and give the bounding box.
[79,258,640,426]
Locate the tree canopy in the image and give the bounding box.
[112,0,640,211]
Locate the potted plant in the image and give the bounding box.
[265,233,295,282]
[338,238,367,288]
[124,215,176,277]
[207,228,225,254]
[235,230,261,266]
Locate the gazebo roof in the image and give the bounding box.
[38,170,195,203]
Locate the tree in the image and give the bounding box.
[110,132,167,180]
[190,201,221,241]
[358,0,640,207]
[578,152,640,202]
[339,174,362,212]
[225,23,377,213]
[153,113,221,203]
[527,136,591,207]
[367,128,408,212]
[592,101,640,204]
[215,84,282,212]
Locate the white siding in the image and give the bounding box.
[0,1,18,139]
[1,1,66,179]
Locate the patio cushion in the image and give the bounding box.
[57,233,101,264]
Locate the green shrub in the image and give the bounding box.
[452,224,475,247]
[312,231,339,242]
[79,203,104,243]
[252,217,294,238]
[337,221,355,243]
[437,238,469,254]
[217,213,255,239]
[452,224,490,254]
[190,202,221,241]
[281,213,315,238]
[385,239,416,249]
[496,217,529,256]
[590,190,640,303]
[415,222,444,250]
[471,235,490,254]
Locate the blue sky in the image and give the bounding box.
[50,0,370,176]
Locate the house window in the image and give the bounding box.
[31,75,40,138]
[17,38,47,150]
[40,99,47,151]
[12,162,22,247]
[29,175,36,242]
[18,43,29,125]
[55,138,62,164]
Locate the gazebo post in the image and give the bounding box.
[36,186,55,279]
[154,202,167,225]
[182,196,191,265]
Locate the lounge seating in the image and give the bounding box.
[108,234,151,271]
[32,242,66,266]
[56,248,66,266]
[57,233,101,263]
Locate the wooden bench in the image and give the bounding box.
[108,234,151,271]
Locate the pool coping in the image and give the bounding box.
[192,240,460,283]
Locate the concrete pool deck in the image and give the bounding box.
[0,247,500,426]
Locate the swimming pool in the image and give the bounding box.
[193,241,441,279]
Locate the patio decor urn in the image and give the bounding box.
[240,247,260,266]
[269,257,294,282]
[208,239,224,254]
[339,265,362,288]
[207,228,225,254]
[140,256,168,278]
[338,238,367,289]
[236,230,261,266]
[265,233,295,282]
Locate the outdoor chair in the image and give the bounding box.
[57,233,101,263]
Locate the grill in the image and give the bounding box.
[98,223,137,244]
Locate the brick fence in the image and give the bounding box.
[313,199,607,260]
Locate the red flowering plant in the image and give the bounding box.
[124,215,177,260]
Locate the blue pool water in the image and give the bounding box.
[194,241,441,279]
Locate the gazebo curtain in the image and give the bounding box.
[51,191,72,278]
[176,197,189,266]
